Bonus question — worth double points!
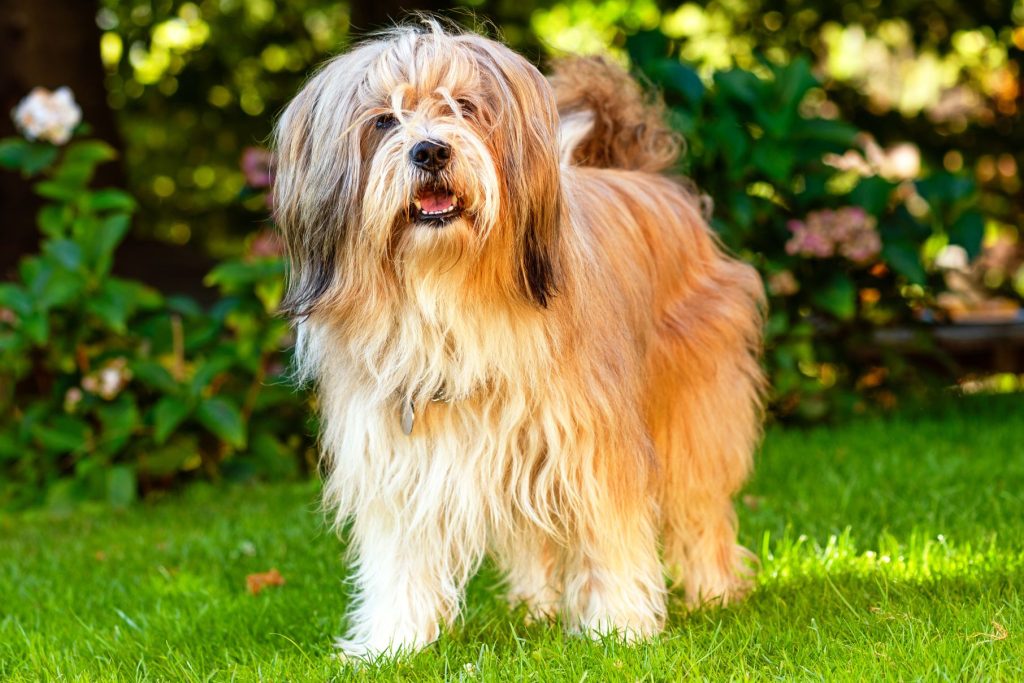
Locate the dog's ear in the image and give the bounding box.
[484,46,562,308]
[273,49,375,317]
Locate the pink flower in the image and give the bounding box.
[241,146,273,189]
[246,229,284,259]
[785,207,881,265]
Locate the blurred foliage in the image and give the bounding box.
[628,30,988,418]
[97,0,352,255]
[2,1,1020,505]
[95,0,1020,269]
[532,0,1023,292]
[0,132,313,510]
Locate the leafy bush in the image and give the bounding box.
[0,134,313,510]
[0,34,994,506]
[628,31,987,419]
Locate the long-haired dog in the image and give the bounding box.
[273,19,765,658]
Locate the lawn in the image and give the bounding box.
[2,394,1023,681]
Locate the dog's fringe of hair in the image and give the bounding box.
[549,56,681,174]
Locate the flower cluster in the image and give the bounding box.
[80,358,133,401]
[241,146,273,189]
[12,87,82,145]
[786,207,882,264]
[824,134,920,181]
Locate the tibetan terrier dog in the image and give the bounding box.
[273,20,765,658]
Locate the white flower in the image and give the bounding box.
[12,87,82,145]
[935,244,969,271]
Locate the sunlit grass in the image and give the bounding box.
[1,394,1022,680]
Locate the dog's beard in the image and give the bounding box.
[360,123,502,259]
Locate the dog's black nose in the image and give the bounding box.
[410,140,451,172]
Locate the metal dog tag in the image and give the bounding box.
[400,399,415,435]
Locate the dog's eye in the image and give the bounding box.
[374,114,397,131]
[456,99,476,118]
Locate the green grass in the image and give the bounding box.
[3,395,1024,681]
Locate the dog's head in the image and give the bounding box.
[273,21,561,316]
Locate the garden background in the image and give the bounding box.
[1,0,1023,679]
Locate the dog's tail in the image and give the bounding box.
[550,56,681,174]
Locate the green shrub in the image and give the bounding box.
[0,134,313,510]
[628,31,987,419]
[0,36,994,505]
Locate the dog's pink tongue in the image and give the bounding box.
[419,191,454,212]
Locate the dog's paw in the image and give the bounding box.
[507,587,560,625]
[574,612,662,644]
[683,543,758,609]
[333,623,438,663]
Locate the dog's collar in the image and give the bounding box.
[399,389,451,435]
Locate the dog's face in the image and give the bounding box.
[274,24,562,316]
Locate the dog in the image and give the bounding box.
[272,19,765,658]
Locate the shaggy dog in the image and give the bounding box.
[273,20,765,658]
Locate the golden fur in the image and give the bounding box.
[273,20,766,658]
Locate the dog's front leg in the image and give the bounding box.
[336,500,481,660]
[561,444,667,641]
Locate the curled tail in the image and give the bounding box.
[550,56,681,173]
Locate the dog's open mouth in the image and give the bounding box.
[412,186,463,226]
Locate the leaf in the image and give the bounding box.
[774,57,818,118]
[915,173,974,213]
[196,397,246,449]
[21,142,60,174]
[138,435,198,476]
[205,259,285,290]
[37,204,69,236]
[810,272,857,320]
[64,140,117,166]
[189,353,235,397]
[0,283,32,316]
[88,213,132,274]
[153,396,192,445]
[707,114,750,176]
[131,359,179,393]
[31,415,91,453]
[851,176,896,217]
[106,465,137,507]
[248,431,299,479]
[254,277,284,312]
[714,69,761,107]
[882,240,927,284]
[34,179,80,202]
[45,239,84,271]
[0,138,29,169]
[648,59,704,107]
[751,143,795,183]
[97,396,140,453]
[948,211,985,260]
[246,568,285,595]
[51,160,96,190]
[20,312,49,345]
[624,29,670,67]
[166,295,203,317]
[85,188,136,212]
[0,427,22,461]
[85,283,131,332]
[0,139,58,174]
[791,119,859,148]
